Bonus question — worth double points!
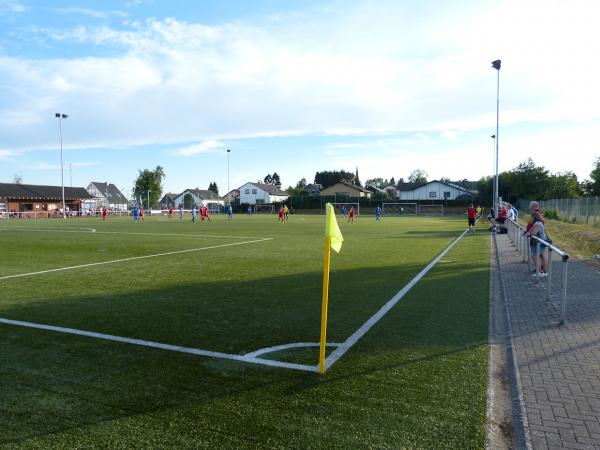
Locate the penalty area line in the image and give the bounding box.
[325,229,469,371]
[0,317,317,373]
[0,238,272,281]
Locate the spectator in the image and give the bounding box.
[527,210,547,276]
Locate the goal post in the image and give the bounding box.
[382,202,417,215]
[330,202,360,216]
[254,204,276,214]
[418,204,444,216]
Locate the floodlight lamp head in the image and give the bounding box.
[62,114,68,119]
[491,60,501,70]
[491,134,496,139]
[55,113,60,117]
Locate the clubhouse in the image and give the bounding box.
[0,182,91,217]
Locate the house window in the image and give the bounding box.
[429,192,437,198]
[444,191,451,199]
[245,189,250,194]
[252,189,257,194]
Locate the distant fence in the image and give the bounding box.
[539,197,600,226]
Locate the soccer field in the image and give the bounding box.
[0,213,490,448]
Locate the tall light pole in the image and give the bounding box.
[55,113,68,218]
[492,59,501,213]
[147,190,151,212]
[491,134,496,212]
[227,149,231,205]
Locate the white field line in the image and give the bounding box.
[245,342,342,358]
[0,228,267,240]
[325,229,468,371]
[0,238,272,281]
[0,317,317,373]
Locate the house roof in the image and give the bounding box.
[184,188,220,200]
[327,180,371,193]
[88,182,128,204]
[396,182,426,192]
[0,182,91,200]
[247,182,289,196]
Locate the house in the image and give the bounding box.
[306,183,323,196]
[173,188,224,209]
[0,182,91,216]
[319,181,372,199]
[238,182,289,205]
[396,180,474,201]
[221,189,240,204]
[86,182,128,211]
[159,193,178,208]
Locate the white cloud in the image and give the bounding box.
[0,149,18,159]
[0,1,26,13]
[175,140,226,156]
[0,1,599,183]
[55,8,128,19]
[31,162,60,170]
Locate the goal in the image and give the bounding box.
[418,204,444,216]
[382,202,417,215]
[254,204,276,214]
[330,202,360,216]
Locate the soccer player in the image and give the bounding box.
[375,205,381,222]
[247,206,253,215]
[467,203,477,234]
[348,206,355,223]
[191,206,196,223]
[227,204,233,220]
[179,206,184,221]
[168,207,173,218]
[140,207,145,222]
[102,207,108,221]
[278,206,285,223]
[133,205,139,222]
[283,204,289,220]
[341,205,347,217]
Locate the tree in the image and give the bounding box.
[287,178,309,196]
[183,192,194,209]
[585,157,600,196]
[546,172,581,199]
[408,169,428,184]
[439,177,451,183]
[133,165,165,207]
[389,177,395,187]
[12,174,23,184]
[396,178,405,186]
[271,172,282,188]
[354,168,362,187]
[314,170,355,188]
[263,174,273,184]
[365,178,385,188]
[208,182,219,195]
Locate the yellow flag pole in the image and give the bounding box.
[319,236,332,374]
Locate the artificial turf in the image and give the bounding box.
[0,213,490,448]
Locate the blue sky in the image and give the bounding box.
[1,0,599,197]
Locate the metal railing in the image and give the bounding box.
[504,218,570,325]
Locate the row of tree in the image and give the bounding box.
[477,157,600,203]
[130,157,600,208]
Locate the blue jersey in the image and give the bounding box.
[375,207,381,216]
[133,207,139,216]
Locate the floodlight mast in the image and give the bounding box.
[492,59,501,213]
[491,134,496,214]
[227,149,231,205]
[55,113,68,219]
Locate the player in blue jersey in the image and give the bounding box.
[227,204,233,220]
[375,205,381,222]
[179,206,183,220]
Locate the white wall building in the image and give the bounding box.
[397,181,473,201]
[239,182,289,204]
[173,189,224,209]
[85,182,128,211]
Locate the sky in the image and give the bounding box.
[1,0,599,197]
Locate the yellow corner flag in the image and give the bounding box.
[319,203,344,374]
[325,203,344,253]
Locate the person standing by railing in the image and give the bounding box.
[527,210,547,276]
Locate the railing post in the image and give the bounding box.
[560,256,569,325]
[535,241,541,281]
[547,247,553,302]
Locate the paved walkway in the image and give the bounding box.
[496,233,600,449]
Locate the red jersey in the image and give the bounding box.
[499,207,507,219]
[349,208,355,216]
[467,207,477,219]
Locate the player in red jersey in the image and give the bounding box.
[102,207,108,221]
[278,206,285,223]
[348,206,355,223]
[466,204,477,234]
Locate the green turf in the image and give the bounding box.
[0,213,490,448]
